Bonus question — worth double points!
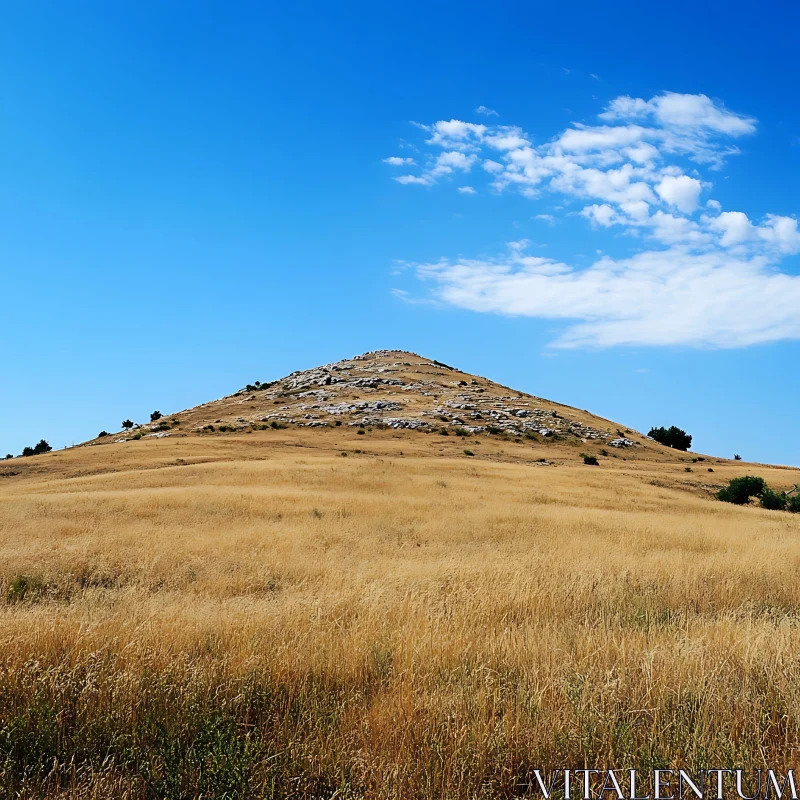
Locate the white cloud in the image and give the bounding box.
[475,105,498,117]
[412,241,800,348]
[390,92,800,348]
[458,186,477,195]
[581,204,617,227]
[395,174,433,186]
[600,92,757,136]
[656,175,703,214]
[383,156,416,166]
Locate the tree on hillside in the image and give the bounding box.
[21,440,52,457]
[648,425,692,451]
[150,411,162,422]
[122,419,134,430]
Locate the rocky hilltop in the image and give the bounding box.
[96,350,644,450]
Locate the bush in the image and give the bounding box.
[6,574,45,603]
[150,411,163,422]
[788,495,800,513]
[439,429,449,436]
[98,431,110,438]
[21,440,52,457]
[269,421,287,430]
[357,429,365,435]
[717,476,766,505]
[463,449,475,457]
[648,426,692,451]
[122,419,134,430]
[734,454,742,461]
[4,454,12,460]
[760,488,788,511]
[453,427,471,437]
[583,455,599,466]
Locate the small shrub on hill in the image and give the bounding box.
[760,488,788,511]
[21,440,52,457]
[583,455,599,466]
[717,476,766,505]
[98,431,110,438]
[788,495,800,514]
[122,419,134,430]
[463,449,475,457]
[648,426,692,451]
[150,411,162,422]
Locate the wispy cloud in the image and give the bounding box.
[458,186,477,195]
[475,105,499,117]
[388,92,800,349]
[383,156,416,166]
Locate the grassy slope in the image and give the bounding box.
[1,425,800,797]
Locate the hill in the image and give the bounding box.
[1,351,800,797]
[88,349,646,449]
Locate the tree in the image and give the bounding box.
[122,419,134,430]
[98,431,110,438]
[760,487,788,511]
[21,440,52,457]
[150,411,162,422]
[717,476,766,505]
[734,454,743,461]
[648,425,692,451]
[4,454,12,460]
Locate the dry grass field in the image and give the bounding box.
[2,355,800,797]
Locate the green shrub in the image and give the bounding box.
[486,425,503,435]
[150,411,162,422]
[21,440,52,457]
[98,431,110,438]
[734,454,742,461]
[788,495,800,513]
[717,476,766,505]
[269,421,287,430]
[463,449,475,457]
[6,574,45,603]
[357,429,365,435]
[439,429,449,436]
[453,427,471,437]
[648,425,692,451]
[760,488,788,511]
[122,419,134,430]
[583,455,599,466]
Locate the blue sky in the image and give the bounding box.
[2,1,799,465]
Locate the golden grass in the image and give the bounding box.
[1,430,800,797]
